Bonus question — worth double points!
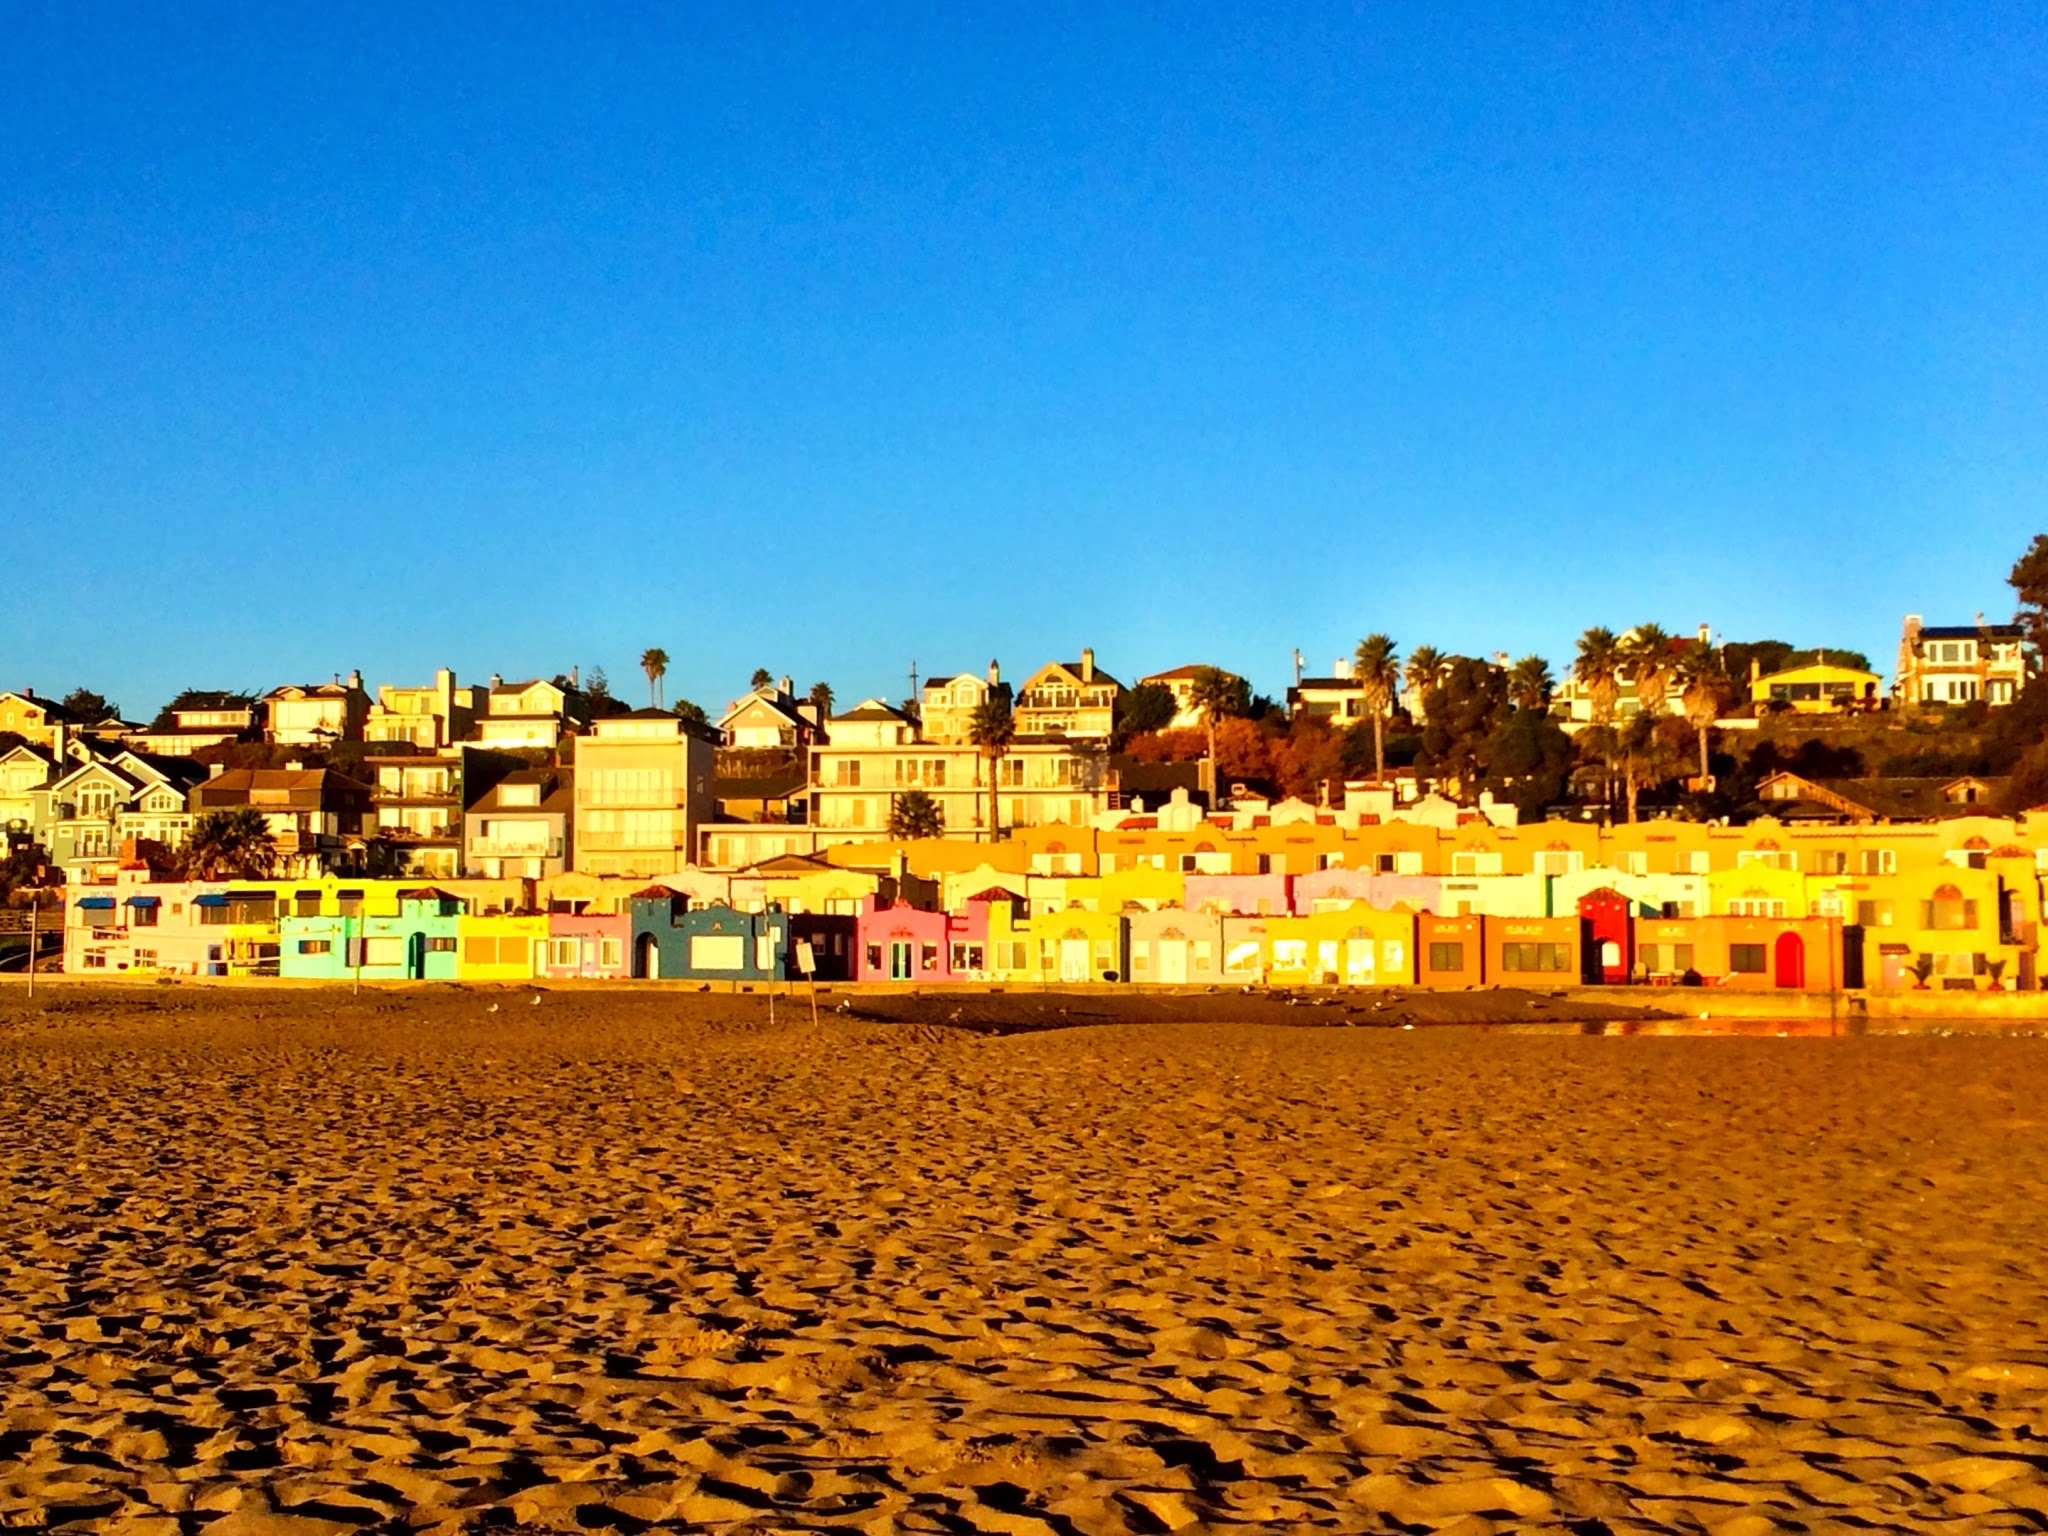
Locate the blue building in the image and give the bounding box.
[628,894,789,981]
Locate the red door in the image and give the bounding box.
[1576,890,1631,983]
[1774,931,1805,989]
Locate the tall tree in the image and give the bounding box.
[1403,646,1445,720]
[673,699,709,727]
[1625,624,1674,719]
[1352,635,1400,782]
[180,810,277,880]
[1574,627,1623,727]
[2011,533,2048,659]
[1677,639,1727,781]
[968,695,1015,841]
[60,688,117,722]
[639,648,669,710]
[750,667,775,692]
[808,681,835,718]
[1186,667,1248,805]
[1115,681,1178,742]
[1416,656,1511,800]
[1507,655,1554,713]
[887,789,945,841]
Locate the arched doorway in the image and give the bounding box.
[1774,931,1804,989]
[634,932,661,980]
[406,931,425,979]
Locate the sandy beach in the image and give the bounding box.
[3,988,2047,1534]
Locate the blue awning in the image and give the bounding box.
[124,895,161,907]
[77,896,115,909]
[193,893,228,908]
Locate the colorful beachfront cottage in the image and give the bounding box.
[1125,909,1226,986]
[539,910,631,980]
[1632,914,1844,989]
[279,889,464,981]
[457,913,551,981]
[854,896,990,981]
[628,892,788,981]
[984,898,1127,983]
[1221,906,1416,985]
[66,877,228,976]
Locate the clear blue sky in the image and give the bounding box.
[5,3,2045,717]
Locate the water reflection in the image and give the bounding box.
[1524,1016,2045,1038]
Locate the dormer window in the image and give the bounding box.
[500,783,541,807]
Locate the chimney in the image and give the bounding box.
[1697,624,1710,644]
[1080,647,1095,683]
[208,761,224,778]
[779,675,793,696]
[1750,657,1761,683]
[568,665,579,688]
[490,673,503,690]
[988,659,1000,687]
[347,668,362,690]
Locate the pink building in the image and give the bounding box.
[1184,873,1293,916]
[1291,868,1442,914]
[855,897,991,982]
[541,911,631,979]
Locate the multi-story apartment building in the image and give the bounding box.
[1013,650,1122,740]
[263,676,369,747]
[466,766,573,879]
[365,669,480,748]
[363,744,517,878]
[570,711,717,879]
[190,767,373,876]
[1895,616,2031,707]
[808,700,1111,838]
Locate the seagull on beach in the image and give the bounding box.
[531,994,542,1006]
[487,1002,499,1014]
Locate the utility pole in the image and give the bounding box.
[1292,649,1304,688]
[908,661,919,706]
[25,884,40,999]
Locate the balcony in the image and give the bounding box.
[469,838,565,859]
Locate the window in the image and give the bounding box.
[130,905,158,928]
[83,951,107,969]
[1922,895,1978,931]
[599,937,621,968]
[1535,851,1577,877]
[1225,941,1262,973]
[132,949,156,967]
[337,890,364,918]
[1727,899,1787,918]
[1501,942,1570,972]
[427,937,456,953]
[1729,944,1768,974]
[920,943,939,972]
[1639,943,1694,975]
[950,942,985,972]
[1428,942,1464,972]
[866,943,883,971]
[295,891,321,916]
[1621,851,1647,876]
[1271,939,1307,969]
[1810,851,1846,875]
[1451,851,1503,876]
[1680,851,1710,874]
[297,939,332,955]
[548,937,579,968]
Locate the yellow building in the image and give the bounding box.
[984,901,1126,983]
[1751,661,1882,713]
[1028,865,1187,914]
[1222,906,1416,985]
[0,690,70,750]
[456,914,550,981]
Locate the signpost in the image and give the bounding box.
[795,939,819,1026]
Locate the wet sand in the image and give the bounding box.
[3,988,2047,1534]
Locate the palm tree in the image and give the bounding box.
[639,648,669,710]
[1677,639,1727,782]
[808,681,835,719]
[181,809,277,880]
[1353,634,1400,782]
[1574,627,1622,727]
[968,694,1015,841]
[750,667,775,693]
[1626,624,1674,719]
[1403,646,1445,721]
[887,789,945,841]
[1508,654,1554,714]
[1186,666,1246,806]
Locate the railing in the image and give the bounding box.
[470,839,564,858]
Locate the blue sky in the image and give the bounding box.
[4,3,2045,717]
